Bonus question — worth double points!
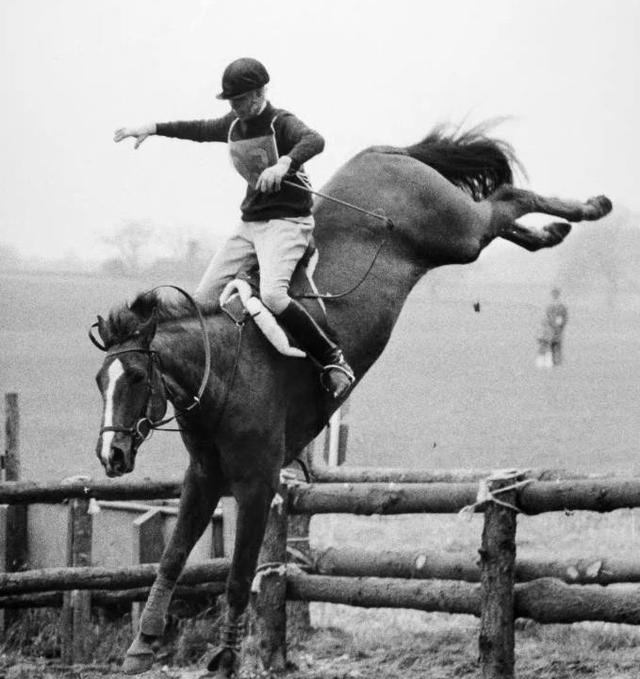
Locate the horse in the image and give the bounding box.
[93,124,612,677]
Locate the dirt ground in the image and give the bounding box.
[4,614,640,679]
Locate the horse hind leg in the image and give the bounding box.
[490,186,612,252]
[500,219,574,252]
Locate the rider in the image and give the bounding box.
[114,57,354,398]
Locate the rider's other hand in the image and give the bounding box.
[256,156,292,193]
[255,164,286,193]
[113,123,156,150]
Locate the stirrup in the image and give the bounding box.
[320,358,355,399]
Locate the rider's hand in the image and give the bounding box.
[113,123,157,149]
[255,156,292,193]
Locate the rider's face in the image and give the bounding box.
[229,89,264,120]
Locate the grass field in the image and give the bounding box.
[2,265,640,677]
[2,267,640,480]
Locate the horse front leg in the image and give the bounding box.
[207,477,276,678]
[490,186,612,251]
[123,462,223,674]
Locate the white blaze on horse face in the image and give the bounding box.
[100,359,125,464]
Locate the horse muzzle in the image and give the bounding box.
[98,418,153,476]
[103,442,135,477]
[97,425,144,477]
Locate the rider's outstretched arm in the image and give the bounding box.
[154,112,236,143]
[114,112,235,148]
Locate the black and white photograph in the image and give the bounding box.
[1,1,639,677]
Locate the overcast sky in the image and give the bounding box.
[1,0,638,260]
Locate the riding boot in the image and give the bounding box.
[277,300,355,399]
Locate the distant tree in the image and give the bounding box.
[102,220,154,275]
[100,257,127,277]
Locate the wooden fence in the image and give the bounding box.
[3,394,640,678]
[3,471,640,676]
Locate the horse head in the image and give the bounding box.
[93,307,168,477]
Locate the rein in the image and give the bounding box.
[147,285,211,428]
[283,175,395,230]
[92,285,212,439]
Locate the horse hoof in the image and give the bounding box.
[122,651,155,674]
[545,221,571,243]
[587,195,613,217]
[207,647,238,677]
[122,634,157,674]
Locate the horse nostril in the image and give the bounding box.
[110,445,126,471]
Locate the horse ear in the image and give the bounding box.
[135,308,158,346]
[97,315,110,346]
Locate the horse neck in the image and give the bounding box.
[151,320,217,408]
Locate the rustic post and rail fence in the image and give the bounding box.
[3,395,640,678]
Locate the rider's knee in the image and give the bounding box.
[260,286,290,315]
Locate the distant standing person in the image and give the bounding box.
[537,287,569,367]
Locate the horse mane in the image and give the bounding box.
[103,290,216,346]
[379,120,525,201]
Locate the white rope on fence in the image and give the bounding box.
[458,468,533,519]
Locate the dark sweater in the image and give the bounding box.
[156,102,324,222]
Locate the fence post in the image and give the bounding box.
[479,472,519,679]
[61,498,93,665]
[131,508,165,631]
[323,402,350,467]
[337,399,350,466]
[4,394,21,482]
[255,484,288,672]
[0,393,28,632]
[3,394,28,570]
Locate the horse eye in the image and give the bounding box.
[129,370,146,384]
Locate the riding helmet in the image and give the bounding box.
[216,58,270,100]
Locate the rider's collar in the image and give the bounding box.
[240,101,273,126]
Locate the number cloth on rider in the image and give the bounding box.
[227,116,280,187]
[155,102,324,222]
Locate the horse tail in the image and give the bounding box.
[400,120,525,200]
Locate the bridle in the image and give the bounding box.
[92,285,211,445]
